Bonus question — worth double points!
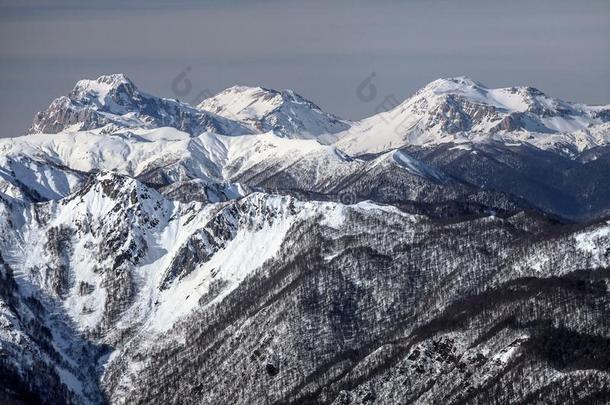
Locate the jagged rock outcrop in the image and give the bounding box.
[28,74,251,136]
[1,74,609,404]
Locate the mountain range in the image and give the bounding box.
[1,74,609,404]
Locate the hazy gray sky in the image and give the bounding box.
[1,0,609,137]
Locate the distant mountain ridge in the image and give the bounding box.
[28,74,251,136]
[1,73,610,404]
[335,76,610,155]
[6,73,610,221]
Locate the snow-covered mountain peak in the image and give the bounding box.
[412,77,597,119]
[72,74,132,94]
[419,76,486,94]
[67,74,141,114]
[336,77,610,155]
[4,70,610,405]
[199,84,351,138]
[78,73,132,86]
[28,74,251,137]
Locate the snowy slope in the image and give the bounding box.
[335,76,610,155]
[0,153,84,202]
[28,74,252,136]
[1,73,610,404]
[198,85,351,138]
[3,73,610,221]
[0,127,458,206]
[23,73,610,157]
[1,128,224,181]
[0,172,420,363]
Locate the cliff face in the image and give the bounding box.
[2,173,609,403]
[1,74,610,404]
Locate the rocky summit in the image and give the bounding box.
[1,74,609,404]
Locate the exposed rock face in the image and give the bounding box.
[0,253,104,404]
[198,85,351,138]
[336,76,610,155]
[158,179,250,204]
[41,225,74,297]
[495,112,524,132]
[28,74,251,136]
[1,74,610,404]
[2,171,610,404]
[405,141,610,221]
